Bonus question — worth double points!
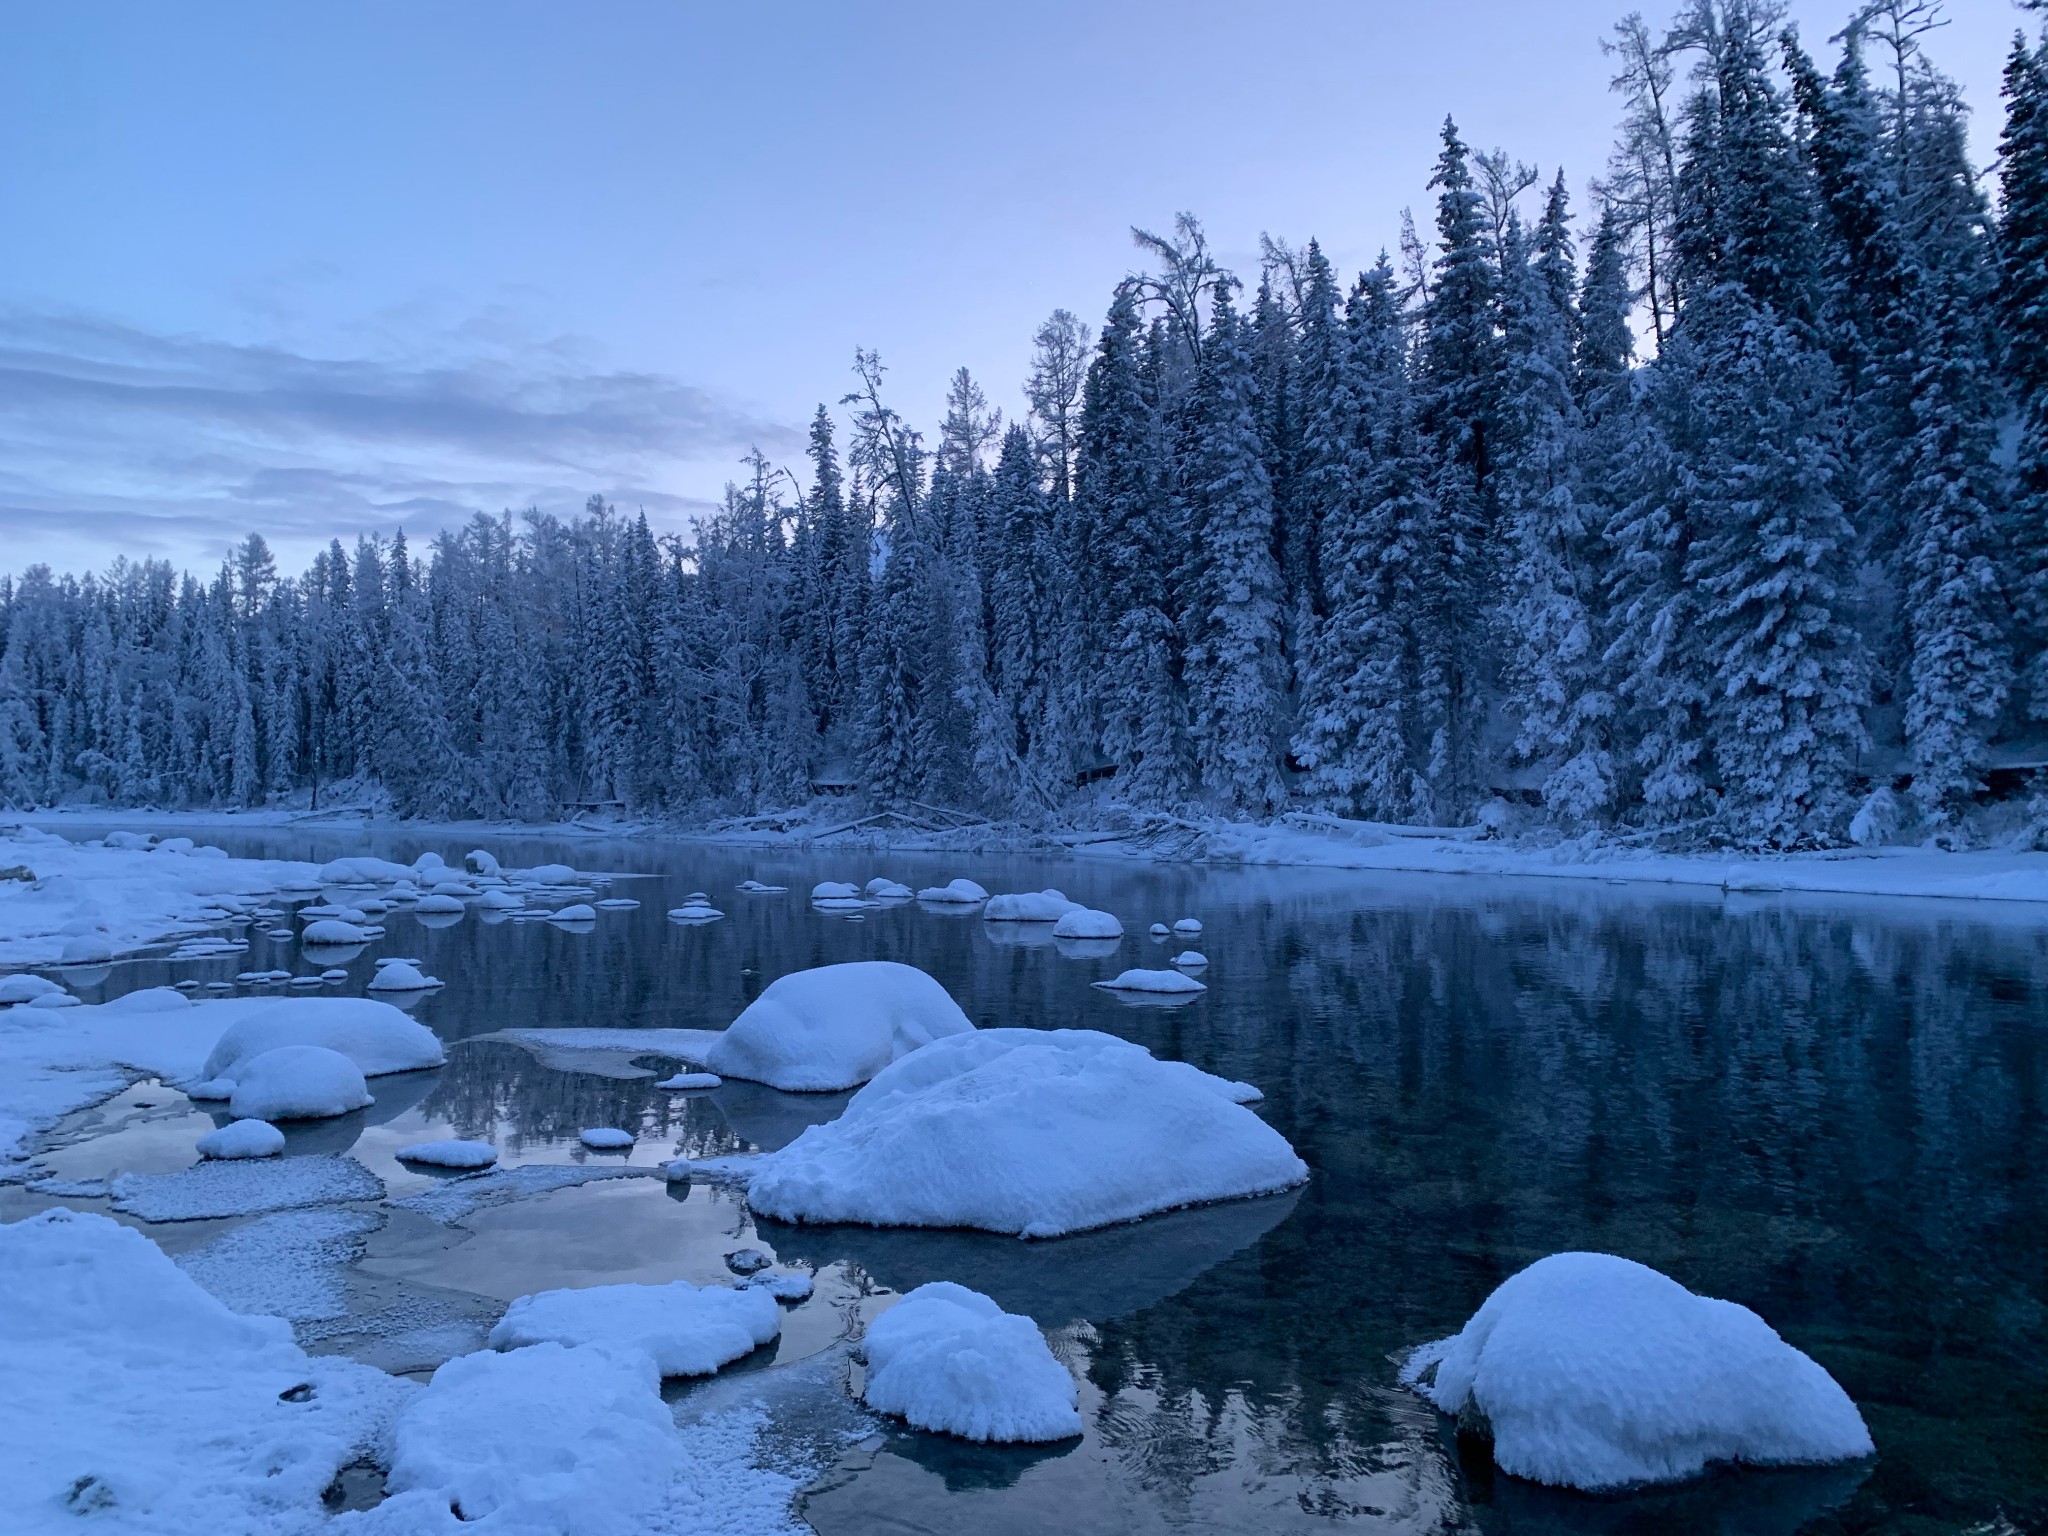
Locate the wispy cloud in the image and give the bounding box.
[0,310,799,572]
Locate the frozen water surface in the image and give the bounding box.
[6,826,2045,1534]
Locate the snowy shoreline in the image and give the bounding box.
[11,807,2048,931]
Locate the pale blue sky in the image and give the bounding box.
[0,0,2021,574]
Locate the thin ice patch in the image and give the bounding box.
[109,1154,384,1222]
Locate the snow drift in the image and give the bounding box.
[489,1279,780,1378]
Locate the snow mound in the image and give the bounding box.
[983,889,1082,922]
[865,877,914,899]
[1172,918,1203,934]
[748,1028,1307,1237]
[917,878,988,903]
[111,1153,384,1221]
[668,901,724,921]
[1094,968,1207,994]
[0,1210,410,1536]
[1051,907,1122,940]
[810,881,860,901]
[413,893,466,915]
[549,903,598,922]
[466,849,502,877]
[368,960,442,991]
[742,1270,815,1302]
[201,997,446,1080]
[477,889,524,911]
[227,1045,374,1121]
[596,897,640,909]
[25,990,81,1008]
[523,862,579,884]
[490,1278,780,1377]
[1148,923,1170,937]
[737,879,787,894]
[1400,1252,1874,1491]
[862,1281,1081,1443]
[317,855,415,884]
[196,1118,285,1159]
[302,918,369,945]
[0,973,63,1004]
[705,960,976,1092]
[398,1139,499,1169]
[1173,951,1208,967]
[658,1072,722,1089]
[580,1127,635,1150]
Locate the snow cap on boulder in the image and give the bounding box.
[705,960,975,1092]
[1400,1251,1874,1491]
[200,997,446,1081]
[861,1281,1081,1443]
[226,1046,373,1121]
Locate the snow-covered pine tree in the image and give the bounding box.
[1180,281,1286,815]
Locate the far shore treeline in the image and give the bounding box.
[4,0,2045,849]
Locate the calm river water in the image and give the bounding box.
[35,827,2048,1534]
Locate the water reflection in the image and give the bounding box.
[43,825,2048,1533]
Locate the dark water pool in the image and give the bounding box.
[39,826,2048,1533]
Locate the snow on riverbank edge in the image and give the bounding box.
[17,806,2048,913]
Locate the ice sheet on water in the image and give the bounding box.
[110,1153,385,1222]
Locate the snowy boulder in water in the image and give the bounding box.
[1051,907,1122,940]
[1400,1252,1874,1491]
[862,1281,1082,1443]
[316,855,415,885]
[413,893,466,915]
[397,1139,498,1169]
[705,961,976,1092]
[465,849,502,877]
[367,960,442,992]
[747,1027,1306,1237]
[524,863,579,885]
[549,903,598,923]
[0,973,64,1004]
[195,1118,285,1160]
[477,888,524,911]
[811,881,861,901]
[1173,951,1209,968]
[201,997,446,1080]
[657,1072,722,1090]
[917,878,988,904]
[865,877,914,899]
[738,879,787,894]
[984,889,1082,922]
[491,1279,780,1377]
[1173,918,1203,935]
[226,1046,373,1121]
[1094,968,1206,995]
[580,1127,634,1150]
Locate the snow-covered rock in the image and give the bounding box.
[317,855,415,885]
[861,1281,1081,1443]
[917,878,989,904]
[865,877,914,899]
[1094,968,1207,995]
[367,960,442,992]
[397,1138,498,1169]
[983,889,1082,922]
[579,1127,634,1150]
[489,1278,780,1377]
[0,1210,410,1535]
[810,881,861,901]
[524,863,579,884]
[0,973,64,1004]
[477,889,524,911]
[200,997,445,1081]
[195,1117,285,1159]
[667,902,724,922]
[705,960,976,1092]
[466,849,502,877]
[1051,907,1122,940]
[742,1270,814,1302]
[596,897,640,910]
[658,1071,722,1089]
[1400,1252,1875,1491]
[549,903,598,922]
[226,1045,374,1121]
[24,989,81,1008]
[1172,917,1203,935]
[1149,923,1170,937]
[748,1028,1306,1237]
[413,893,466,915]
[1173,951,1208,968]
[737,879,787,894]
